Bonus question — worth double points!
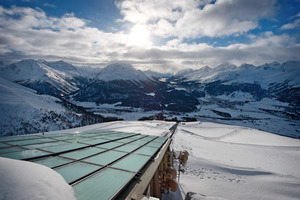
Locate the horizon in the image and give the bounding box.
[0,0,299,73]
[3,58,300,74]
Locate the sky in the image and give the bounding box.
[0,0,299,72]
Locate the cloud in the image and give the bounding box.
[117,0,276,39]
[0,6,128,65]
[281,19,300,30]
[43,3,56,8]
[112,31,299,72]
[0,5,299,73]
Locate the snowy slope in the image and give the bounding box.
[175,61,300,88]
[0,77,63,135]
[41,60,81,77]
[96,63,149,82]
[0,59,79,96]
[28,121,300,200]
[173,122,300,200]
[0,77,104,136]
[165,61,300,138]
[144,70,172,79]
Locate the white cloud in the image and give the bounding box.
[117,0,276,39]
[0,6,128,65]
[43,3,56,8]
[0,5,299,73]
[281,19,300,30]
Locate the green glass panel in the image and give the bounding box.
[140,137,155,142]
[76,133,97,137]
[0,143,10,148]
[134,146,158,156]
[112,154,150,172]
[55,136,79,140]
[74,168,134,200]
[146,141,163,148]
[129,135,144,139]
[0,149,50,160]
[32,156,73,168]
[61,148,106,160]
[66,138,93,143]
[83,151,126,166]
[81,138,109,145]
[150,135,157,138]
[114,144,140,153]
[115,138,136,143]
[40,143,87,153]
[130,140,149,145]
[55,162,100,184]
[39,134,68,138]
[119,133,137,137]
[101,135,126,140]
[91,135,110,139]
[7,138,56,146]
[96,142,122,149]
[0,136,21,142]
[25,141,68,149]
[0,146,25,154]
[154,137,167,142]
[0,136,43,142]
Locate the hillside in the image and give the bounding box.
[95,63,150,82]
[0,59,299,138]
[0,59,82,97]
[0,77,114,136]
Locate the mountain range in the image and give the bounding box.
[0,59,299,138]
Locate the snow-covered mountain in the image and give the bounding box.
[163,61,300,138]
[0,59,81,97]
[0,77,115,136]
[173,61,300,88]
[170,61,300,115]
[73,63,199,112]
[40,60,81,77]
[144,70,172,80]
[96,63,149,82]
[72,61,299,138]
[0,59,299,138]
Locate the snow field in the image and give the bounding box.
[174,122,300,200]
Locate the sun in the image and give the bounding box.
[127,25,152,46]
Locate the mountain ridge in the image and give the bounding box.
[0,59,299,137]
[0,76,118,136]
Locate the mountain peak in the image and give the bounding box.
[96,63,149,82]
[173,68,194,78]
[45,60,78,73]
[215,63,237,71]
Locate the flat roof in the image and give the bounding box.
[0,130,168,200]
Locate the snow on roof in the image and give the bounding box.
[0,157,76,200]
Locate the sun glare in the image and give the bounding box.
[127,25,152,46]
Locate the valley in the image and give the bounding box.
[0,60,299,138]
